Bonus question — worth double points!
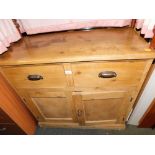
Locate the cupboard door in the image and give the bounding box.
[23,90,76,123]
[72,91,131,126]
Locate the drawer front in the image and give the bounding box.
[0,108,14,124]
[2,64,67,88]
[72,61,148,89]
[0,124,25,135]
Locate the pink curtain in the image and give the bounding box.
[136,19,155,38]
[0,19,21,54]
[17,19,132,35]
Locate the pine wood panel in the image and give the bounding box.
[72,91,130,126]
[1,64,66,89]
[0,27,154,66]
[84,99,120,122]
[1,59,153,129]
[39,121,125,129]
[33,97,71,119]
[0,27,154,129]
[24,89,77,124]
[72,94,85,125]
[72,60,148,89]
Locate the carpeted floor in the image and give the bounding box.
[35,125,155,135]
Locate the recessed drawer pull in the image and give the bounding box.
[0,127,6,132]
[98,71,117,78]
[27,75,43,81]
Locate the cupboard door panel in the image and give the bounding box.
[84,98,123,122]
[33,97,72,119]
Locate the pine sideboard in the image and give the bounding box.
[0,27,155,129]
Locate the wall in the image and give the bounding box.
[128,65,155,125]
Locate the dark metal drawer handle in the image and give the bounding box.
[98,71,117,78]
[27,75,43,81]
[0,127,6,132]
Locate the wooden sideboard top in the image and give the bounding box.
[0,27,155,66]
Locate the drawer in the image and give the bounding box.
[2,64,67,88]
[71,61,148,89]
[0,108,14,124]
[0,124,25,135]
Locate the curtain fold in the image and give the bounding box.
[17,19,132,35]
[136,19,155,38]
[0,19,21,54]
